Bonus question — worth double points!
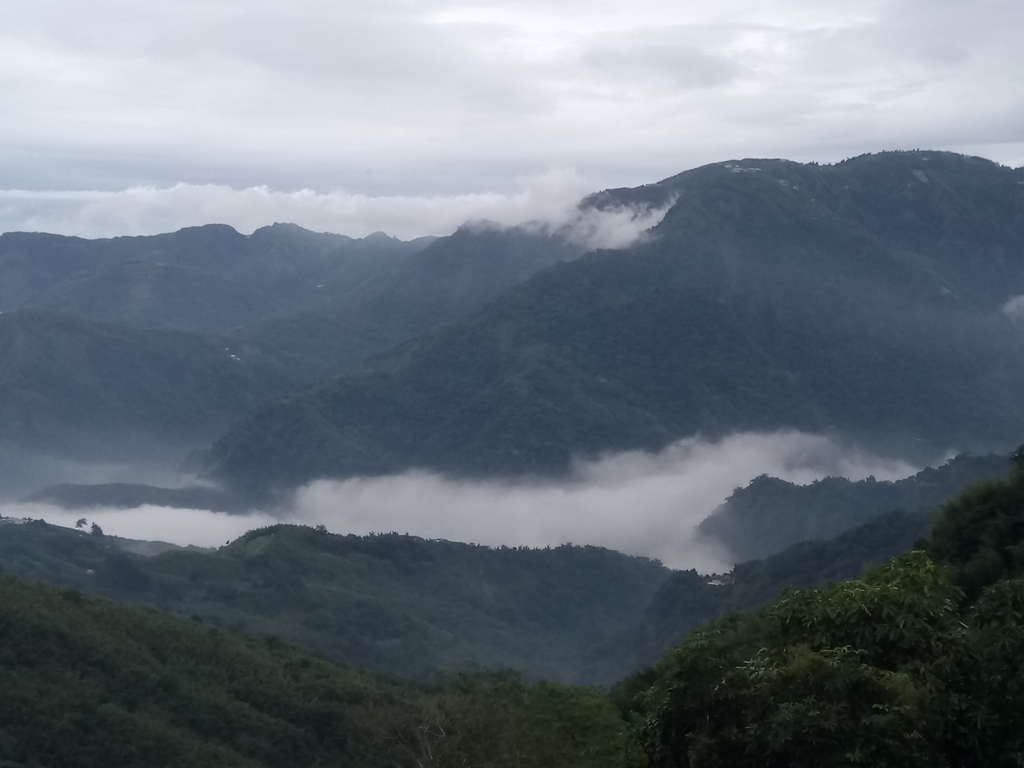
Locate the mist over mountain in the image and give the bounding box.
[700,452,1009,561]
[0,209,639,484]
[211,151,1024,495]
[0,503,945,685]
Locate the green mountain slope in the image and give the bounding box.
[699,452,1008,561]
[0,520,670,685]
[613,507,935,677]
[0,497,950,686]
[0,572,633,768]
[240,224,584,380]
[629,456,1024,767]
[211,152,1024,493]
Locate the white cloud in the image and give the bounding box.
[0,431,920,571]
[1,0,1023,210]
[0,170,670,243]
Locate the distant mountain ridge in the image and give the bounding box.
[700,452,1010,561]
[211,151,1024,493]
[0,223,429,334]
[0,218,592,474]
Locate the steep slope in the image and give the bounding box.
[699,452,1008,560]
[240,224,584,380]
[212,152,1024,493]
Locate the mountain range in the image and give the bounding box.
[208,151,1024,494]
[3,151,1023,498]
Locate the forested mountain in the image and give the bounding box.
[0,224,428,334]
[0,520,670,684]
[0,572,633,768]
[211,152,1024,494]
[613,508,935,676]
[0,219,583,380]
[700,452,1008,560]
[0,311,289,456]
[0,497,953,685]
[0,218,592,479]
[627,456,1024,767]
[235,224,585,380]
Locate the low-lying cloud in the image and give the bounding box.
[0,432,921,573]
[0,169,670,249]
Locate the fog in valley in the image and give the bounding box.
[0,431,921,572]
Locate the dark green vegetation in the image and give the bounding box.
[0,520,670,684]
[212,152,1024,493]
[0,572,635,768]
[620,508,935,674]
[700,452,1007,560]
[0,494,948,686]
[628,459,1024,766]
[3,459,1021,767]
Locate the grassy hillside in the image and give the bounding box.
[0,572,635,768]
[211,152,1024,493]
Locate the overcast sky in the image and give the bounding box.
[2,0,1023,238]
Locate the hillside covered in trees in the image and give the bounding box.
[624,454,1024,766]
[211,152,1024,494]
[4,448,1024,765]
[699,452,1007,560]
[0,572,634,768]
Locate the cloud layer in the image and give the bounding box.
[2,432,920,572]
[0,170,669,243]
[2,1,1023,238]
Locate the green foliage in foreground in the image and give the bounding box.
[0,573,636,768]
[630,462,1024,767]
